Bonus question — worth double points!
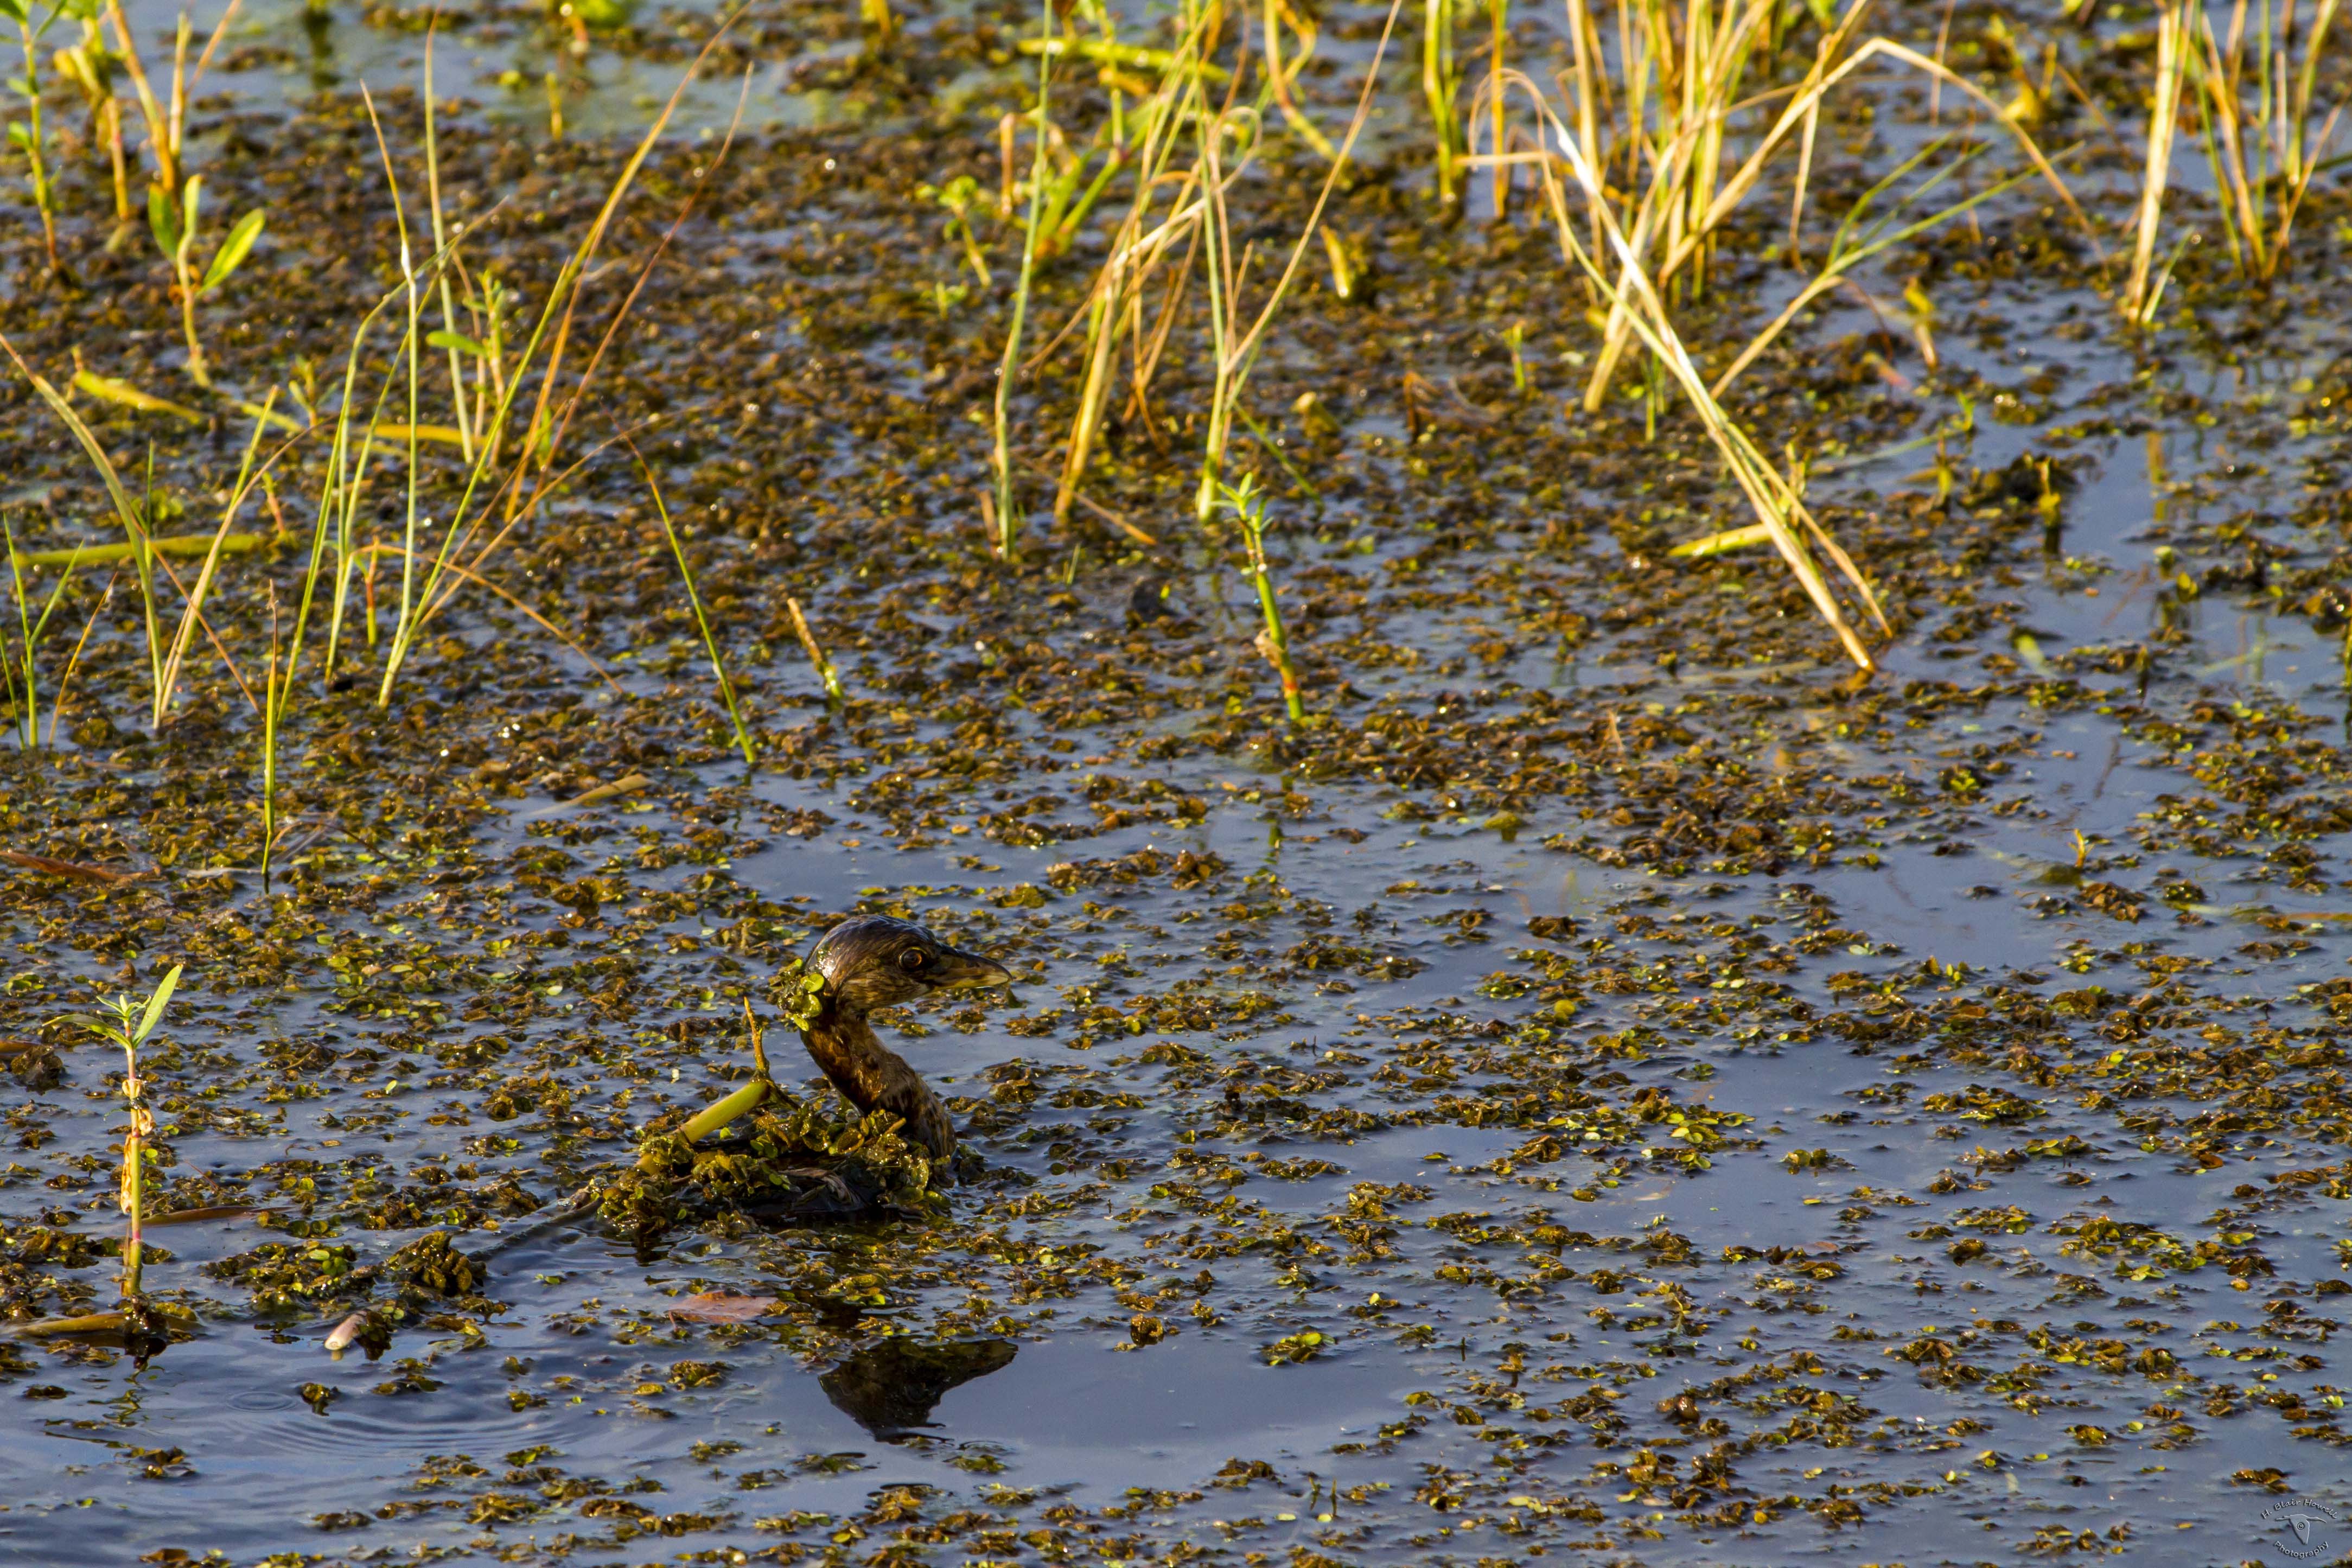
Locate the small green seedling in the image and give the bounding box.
[926,280,969,320]
[148,176,265,386]
[62,963,183,1301]
[917,174,992,287]
[1215,474,1305,724]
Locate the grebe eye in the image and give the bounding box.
[897,948,929,972]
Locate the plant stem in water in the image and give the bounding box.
[787,596,844,707]
[635,449,756,764]
[1218,476,1305,723]
[991,0,1056,559]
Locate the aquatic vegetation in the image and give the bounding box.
[209,1240,367,1315]
[2120,0,2341,317]
[61,963,181,1303]
[990,0,1056,559]
[1042,0,1223,528]
[634,446,755,764]
[1420,0,1464,213]
[1189,0,1400,523]
[785,595,844,707]
[0,0,2345,1555]
[0,513,80,747]
[0,334,177,723]
[1701,135,2037,397]
[1264,0,1336,160]
[145,176,265,388]
[550,0,634,44]
[1216,475,1305,723]
[381,1229,486,1297]
[608,1097,942,1242]
[916,173,993,288]
[1531,112,1891,668]
[210,1230,493,1321]
[2179,0,2344,283]
[2,0,68,277]
[152,392,276,729]
[2124,0,2195,323]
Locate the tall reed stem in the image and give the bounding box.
[2123,0,2188,321]
[0,333,173,720]
[635,449,756,764]
[422,33,476,461]
[993,0,1057,560]
[154,392,275,728]
[1423,0,1462,211]
[1192,0,1404,520]
[359,85,425,708]
[2183,0,2342,282]
[9,13,63,276]
[0,518,77,748]
[1526,92,1886,668]
[262,584,282,888]
[103,0,175,195]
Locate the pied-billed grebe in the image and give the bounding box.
[800,915,1012,1161]
[285,920,1016,1352]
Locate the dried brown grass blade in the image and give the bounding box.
[0,849,152,883]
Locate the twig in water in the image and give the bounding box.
[786,597,843,707]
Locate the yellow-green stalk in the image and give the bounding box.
[992,0,1057,559]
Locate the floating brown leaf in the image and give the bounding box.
[667,1292,781,1324]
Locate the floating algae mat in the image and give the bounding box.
[0,0,2348,1559]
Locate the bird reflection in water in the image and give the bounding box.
[820,1337,1017,1439]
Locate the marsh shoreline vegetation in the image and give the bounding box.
[0,0,2346,1560]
